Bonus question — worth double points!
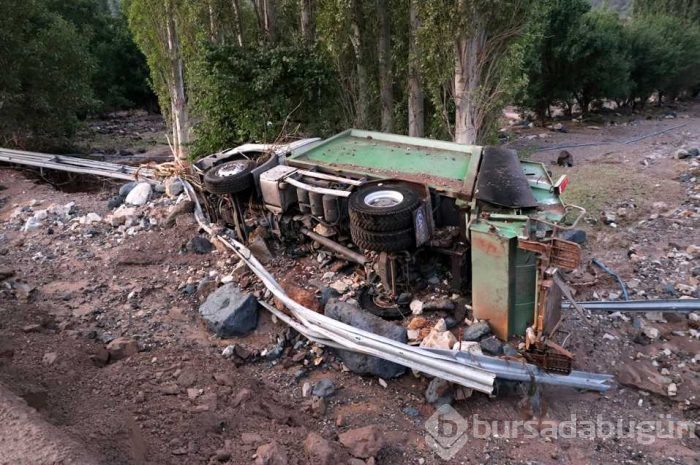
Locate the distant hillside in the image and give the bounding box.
[589,0,633,15]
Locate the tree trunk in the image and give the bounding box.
[453,30,482,145]
[208,0,219,43]
[300,0,315,45]
[407,0,424,137]
[254,0,277,41]
[377,0,393,132]
[165,0,188,161]
[230,0,244,47]
[350,0,369,128]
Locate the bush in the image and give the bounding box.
[0,0,95,150]
[190,44,343,157]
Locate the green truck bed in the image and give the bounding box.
[288,129,482,199]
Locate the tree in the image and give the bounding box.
[420,0,530,144]
[566,9,631,114]
[127,0,190,161]
[407,0,424,137]
[377,0,393,132]
[190,44,342,155]
[0,0,94,150]
[301,0,315,45]
[518,0,590,121]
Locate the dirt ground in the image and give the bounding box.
[0,104,699,465]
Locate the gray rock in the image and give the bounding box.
[462,321,491,341]
[153,182,166,193]
[165,177,184,197]
[107,195,125,209]
[188,236,213,254]
[561,229,586,244]
[119,182,138,196]
[503,345,519,357]
[402,406,420,417]
[199,283,259,337]
[325,299,407,378]
[422,298,455,312]
[425,377,452,405]
[479,336,504,355]
[688,148,699,158]
[312,378,336,398]
[124,182,152,206]
[676,149,689,159]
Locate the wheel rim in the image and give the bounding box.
[363,189,404,208]
[217,162,246,177]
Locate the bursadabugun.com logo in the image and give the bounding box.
[425,405,695,460]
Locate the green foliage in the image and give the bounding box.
[0,0,95,150]
[568,9,631,111]
[47,0,154,111]
[626,15,700,103]
[633,0,700,23]
[190,44,343,156]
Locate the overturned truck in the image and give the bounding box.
[194,129,589,378]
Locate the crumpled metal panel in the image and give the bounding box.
[475,146,538,208]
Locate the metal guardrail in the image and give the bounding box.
[566,299,700,313]
[0,147,157,182]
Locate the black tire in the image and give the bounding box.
[349,184,420,232]
[350,223,415,252]
[203,160,254,194]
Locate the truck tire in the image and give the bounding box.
[350,223,415,252]
[203,160,255,194]
[349,184,420,232]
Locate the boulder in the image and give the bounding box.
[479,336,504,355]
[304,433,343,465]
[254,442,288,465]
[187,236,213,254]
[165,177,184,197]
[199,284,259,337]
[425,377,452,405]
[325,299,407,378]
[124,182,152,206]
[119,182,138,197]
[338,426,385,459]
[462,321,491,341]
[312,379,335,398]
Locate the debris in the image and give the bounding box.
[462,320,491,341]
[425,377,452,405]
[42,352,58,365]
[312,379,336,398]
[338,426,385,459]
[106,337,139,361]
[409,300,423,315]
[422,297,455,312]
[378,378,387,388]
[420,319,457,350]
[676,149,689,159]
[164,200,194,228]
[330,278,352,294]
[199,283,259,337]
[124,182,152,206]
[311,396,326,416]
[302,382,312,398]
[642,326,660,340]
[324,299,407,378]
[255,442,288,465]
[119,182,138,197]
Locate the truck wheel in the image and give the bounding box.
[349,184,420,232]
[350,224,415,252]
[203,160,254,194]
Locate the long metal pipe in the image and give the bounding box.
[301,228,367,265]
[566,299,700,313]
